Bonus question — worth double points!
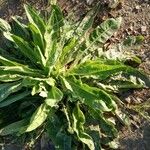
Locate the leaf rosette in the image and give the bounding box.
[0,2,149,150]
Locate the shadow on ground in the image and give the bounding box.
[119,122,150,150]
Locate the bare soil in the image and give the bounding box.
[0,0,150,149]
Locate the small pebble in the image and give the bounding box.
[135,5,140,10]
[141,26,147,32]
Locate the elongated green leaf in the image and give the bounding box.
[11,16,30,40]
[0,118,30,136]
[44,30,54,59]
[0,55,25,67]
[34,45,46,67]
[0,18,11,31]
[22,76,55,87]
[66,77,117,111]
[68,60,126,80]
[88,125,102,150]
[67,60,150,86]
[76,2,100,36]
[25,103,49,132]
[29,23,45,54]
[46,39,59,73]
[0,91,30,108]
[108,78,146,90]
[44,4,64,60]
[24,4,46,34]
[0,66,43,77]
[47,5,64,32]
[72,103,95,150]
[60,76,73,92]
[52,5,64,27]
[93,17,122,43]
[47,114,72,150]
[88,17,122,46]
[59,37,77,65]
[61,6,105,65]
[45,86,63,107]
[89,108,118,138]
[11,34,39,65]
[44,10,57,58]
[0,81,22,102]
[0,74,22,82]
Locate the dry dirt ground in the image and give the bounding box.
[0,0,150,150]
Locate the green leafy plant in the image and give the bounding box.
[0,1,149,149]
